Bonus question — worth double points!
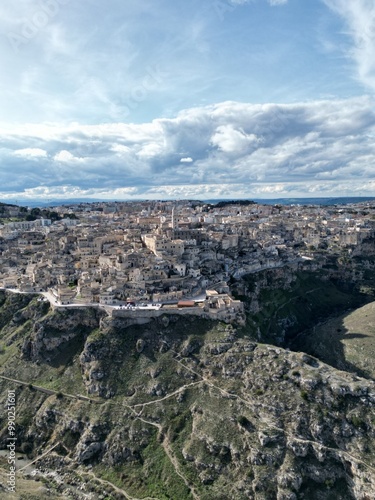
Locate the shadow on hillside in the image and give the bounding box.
[47,332,87,368]
[290,313,373,380]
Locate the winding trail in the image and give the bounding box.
[0,372,202,498]
[131,380,202,410]
[15,438,156,500]
[166,344,375,476]
[79,468,159,500]
[2,342,375,495]
[103,395,200,500]
[133,413,200,500]
[0,374,101,403]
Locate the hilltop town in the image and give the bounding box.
[0,200,374,324]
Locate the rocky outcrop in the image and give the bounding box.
[21,307,103,362]
[74,423,109,463]
[1,289,375,498]
[79,335,114,398]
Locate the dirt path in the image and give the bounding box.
[133,413,200,500]
[0,374,101,404]
[0,374,56,395]
[4,343,373,493]
[168,345,375,477]
[17,443,61,472]
[161,434,200,500]
[80,468,152,500]
[288,435,375,475]
[0,371,202,498]
[131,380,202,410]
[166,345,284,430]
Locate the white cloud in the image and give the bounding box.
[268,0,288,5]
[111,144,131,154]
[136,142,165,159]
[2,179,375,203]
[1,97,375,199]
[211,125,262,153]
[13,148,47,158]
[323,0,375,91]
[54,150,84,162]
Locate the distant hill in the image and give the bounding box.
[3,196,375,208]
[0,202,18,208]
[205,197,375,206]
[254,197,375,206]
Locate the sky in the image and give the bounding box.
[0,0,375,202]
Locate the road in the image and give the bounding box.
[0,286,205,312]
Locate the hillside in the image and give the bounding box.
[0,291,375,499]
[291,301,375,381]
[233,266,374,346]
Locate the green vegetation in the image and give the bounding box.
[291,300,375,380]
[300,390,309,401]
[214,200,256,208]
[240,269,370,345]
[95,432,192,499]
[0,203,79,224]
[0,260,375,499]
[351,415,365,429]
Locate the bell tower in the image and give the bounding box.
[172,206,179,231]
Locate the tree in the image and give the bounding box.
[30,208,42,217]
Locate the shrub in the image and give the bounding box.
[324,479,334,489]
[300,390,308,401]
[351,415,365,429]
[238,415,249,427]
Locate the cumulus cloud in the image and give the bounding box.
[54,150,78,162]
[211,125,262,153]
[323,0,375,91]
[0,97,375,200]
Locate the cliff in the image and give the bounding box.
[0,284,375,500]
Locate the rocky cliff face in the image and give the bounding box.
[233,261,374,346]
[0,277,375,499]
[20,306,103,364]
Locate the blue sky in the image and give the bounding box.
[0,0,375,201]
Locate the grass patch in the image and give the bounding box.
[95,432,192,500]
[291,300,375,380]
